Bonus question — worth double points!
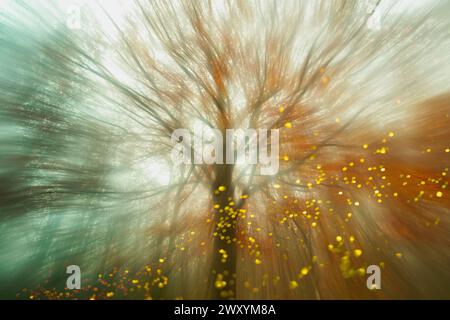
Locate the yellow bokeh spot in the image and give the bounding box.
[284,122,292,129]
[218,186,226,192]
[436,191,443,198]
[215,281,227,289]
[354,249,363,257]
[300,267,309,276]
[357,268,366,277]
[289,281,298,289]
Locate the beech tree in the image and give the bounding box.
[0,0,449,299]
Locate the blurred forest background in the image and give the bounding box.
[0,0,449,299]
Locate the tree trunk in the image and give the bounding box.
[209,162,237,299]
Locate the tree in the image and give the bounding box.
[0,0,449,299]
